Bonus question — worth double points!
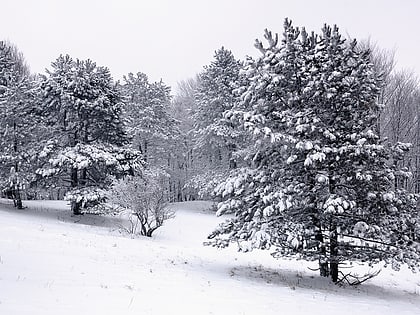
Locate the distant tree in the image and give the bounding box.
[121,72,176,164]
[168,78,198,201]
[381,71,420,192]
[209,20,419,283]
[193,47,241,168]
[37,55,141,214]
[121,72,181,202]
[361,40,420,194]
[187,47,243,198]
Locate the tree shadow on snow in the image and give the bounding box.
[229,264,419,304]
[0,198,127,230]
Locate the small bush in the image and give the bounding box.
[107,171,174,237]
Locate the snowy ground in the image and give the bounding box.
[0,199,419,315]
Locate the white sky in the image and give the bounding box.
[1,0,419,91]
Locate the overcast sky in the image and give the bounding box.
[1,0,419,91]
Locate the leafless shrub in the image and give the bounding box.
[107,171,174,237]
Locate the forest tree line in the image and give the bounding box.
[0,33,419,211]
[1,20,419,282]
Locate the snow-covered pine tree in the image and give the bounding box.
[0,41,38,208]
[38,55,141,214]
[190,47,243,197]
[121,72,181,201]
[121,72,177,165]
[210,20,419,283]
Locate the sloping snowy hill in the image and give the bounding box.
[0,199,419,315]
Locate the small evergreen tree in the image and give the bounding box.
[210,20,419,283]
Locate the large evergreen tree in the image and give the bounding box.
[210,20,419,282]
[0,41,38,208]
[38,55,141,214]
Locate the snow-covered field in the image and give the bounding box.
[0,199,419,315]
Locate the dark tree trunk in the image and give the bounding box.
[177,180,182,201]
[146,227,157,237]
[71,167,78,188]
[71,200,82,215]
[315,226,329,277]
[328,176,339,282]
[228,144,237,169]
[70,130,82,215]
[309,179,328,278]
[13,120,23,209]
[144,140,148,163]
[71,167,82,215]
[14,185,23,209]
[330,224,339,283]
[80,169,87,186]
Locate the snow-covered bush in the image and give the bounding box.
[106,170,174,237]
[184,169,228,201]
[64,187,107,214]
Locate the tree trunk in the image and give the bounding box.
[71,200,82,215]
[70,130,82,215]
[330,224,339,283]
[13,120,23,209]
[228,143,237,169]
[316,227,329,277]
[71,167,82,215]
[177,180,182,201]
[14,185,23,209]
[144,140,148,163]
[328,176,339,282]
[310,194,328,276]
[80,169,87,186]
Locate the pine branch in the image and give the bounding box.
[339,234,397,248]
[336,269,381,286]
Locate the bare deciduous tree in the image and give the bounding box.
[107,171,174,237]
[360,39,420,194]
